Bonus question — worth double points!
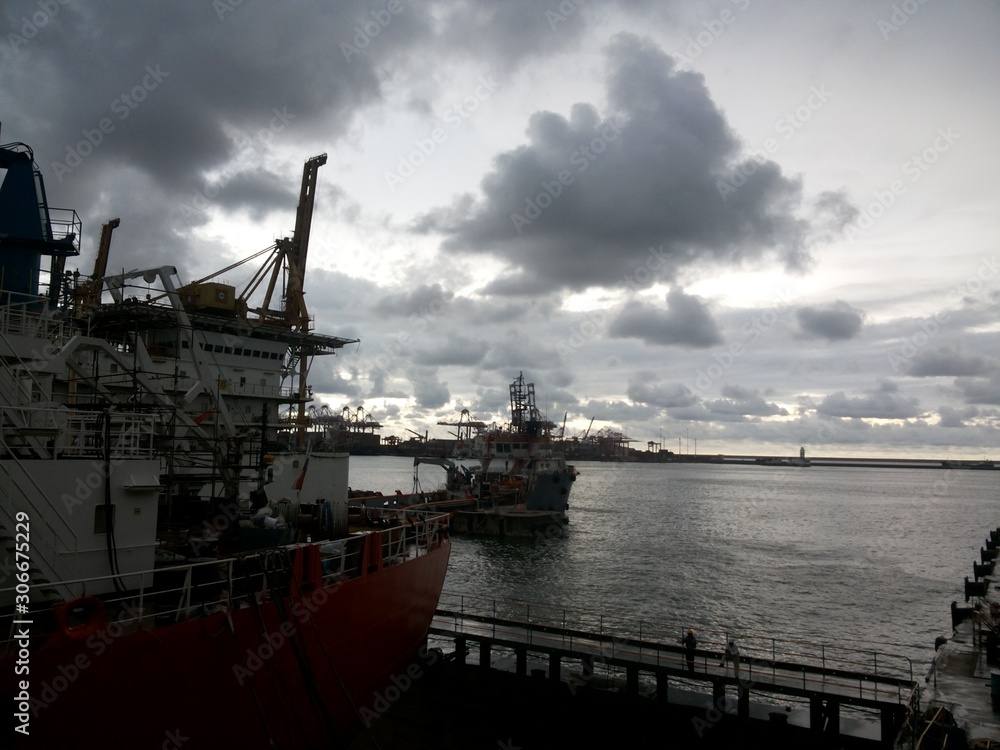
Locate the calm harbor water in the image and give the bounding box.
[348,455,999,677]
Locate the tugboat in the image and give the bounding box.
[0,136,451,749]
[449,372,577,537]
[348,374,577,537]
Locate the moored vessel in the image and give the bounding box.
[0,136,451,747]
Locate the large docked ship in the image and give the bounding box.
[0,138,451,748]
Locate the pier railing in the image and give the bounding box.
[435,591,915,689]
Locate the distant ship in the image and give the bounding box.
[449,372,577,536]
[349,373,578,537]
[0,137,450,748]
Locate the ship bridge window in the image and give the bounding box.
[252,350,261,358]
[224,347,232,354]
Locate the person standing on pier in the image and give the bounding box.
[723,637,740,678]
[682,629,697,673]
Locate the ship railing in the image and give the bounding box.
[376,509,449,564]
[0,295,67,340]
[0,406,160,459]
[0,511,451,647]
[435,592,916,699]
[45,207,82,254]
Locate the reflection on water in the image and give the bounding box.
[347,455,999,674]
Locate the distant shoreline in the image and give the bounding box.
[350,443,995,469]
[651,454,997,469]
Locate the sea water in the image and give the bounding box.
[347,455,999,678]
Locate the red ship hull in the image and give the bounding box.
[6,537,450,749]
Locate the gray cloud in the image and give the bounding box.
[209,168,300,214]
[817,380,922,419]
[705,384,788,419]
[410,368,451,409]
[609,288,721,347]
[417,32,830,294]
[627,372,697,408]
[936,405,979,428]
[413,333,489,367]
[905,347,995,378]
[795,300,865,341]
[375,283,454,317]
[954,375,1000,406]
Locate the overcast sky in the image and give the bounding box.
[3,1,998,458]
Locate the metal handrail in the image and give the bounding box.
[0,510,450,645]
[435,591,914,684]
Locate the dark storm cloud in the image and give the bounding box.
[417,32,829,294]
[817,380,923,419]
[608,288,722,347]
[209,168,300,214]
[433,0,588,67]
[1,2,401,272]
[795,300,865,341]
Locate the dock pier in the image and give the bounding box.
[350,593,919,749]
